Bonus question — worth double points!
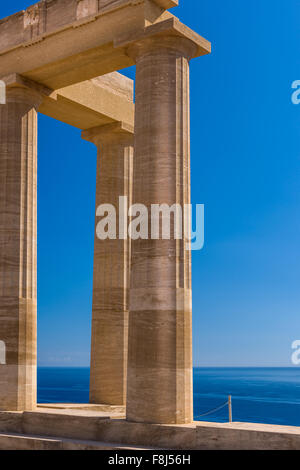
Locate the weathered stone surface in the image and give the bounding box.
[0,433,62,450]
[0,85,42,411]
[0,411,23,433]
[0,431,157,450]
[22,410,110,441]
[0,0,178,49]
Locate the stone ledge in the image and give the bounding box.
[0,431,157,450]
[37,403,126,414]
[0,407,300,450]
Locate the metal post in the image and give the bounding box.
[228,395,232,423]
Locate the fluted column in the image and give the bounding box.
[82,122,134,406]
[125,35,197,424]
[0,85,41,411]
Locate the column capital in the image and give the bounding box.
[82,121,134,146]
[115,17,211,61]
[1,73,51,107]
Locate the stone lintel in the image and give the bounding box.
[82,121,134,144]
[2,73,54,97]
[0,0,176,57]
[115,16,211,58]
[0,2,179,90]
[1,72,134,131]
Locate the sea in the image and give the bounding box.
[37,367,300,427]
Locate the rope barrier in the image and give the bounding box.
[197,398,232,420]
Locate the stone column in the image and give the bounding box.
[125,35,198,425]
[82,122,134,406]
[0,83,41,411]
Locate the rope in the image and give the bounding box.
[197,400,229,418]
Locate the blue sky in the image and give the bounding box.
[2,1,300,367]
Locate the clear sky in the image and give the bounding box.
[1,1,300,367]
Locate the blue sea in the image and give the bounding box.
[37,367,300,427]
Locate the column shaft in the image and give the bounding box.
[127,37,195,424]
[0,86,41,411]
[83,123,133,406]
